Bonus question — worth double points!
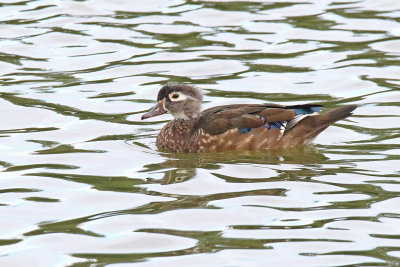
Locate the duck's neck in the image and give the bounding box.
[171,112,200,120]
[170,109,201,120]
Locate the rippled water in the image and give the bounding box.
[1,0,400,266]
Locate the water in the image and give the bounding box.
[1,0,400,266]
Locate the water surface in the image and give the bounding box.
[1,0,400,266]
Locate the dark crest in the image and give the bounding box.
[157,83,203,101]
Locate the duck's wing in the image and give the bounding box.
[194,104,324,135]
[281,104,357,146]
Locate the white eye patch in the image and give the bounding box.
[168,91,189,102]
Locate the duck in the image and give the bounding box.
[141,83,357,152]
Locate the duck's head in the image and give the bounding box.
[141,83,203,120]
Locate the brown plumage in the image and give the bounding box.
[141,83,357,152]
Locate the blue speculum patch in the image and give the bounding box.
[295,106,323,115]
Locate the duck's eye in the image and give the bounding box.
[170,93,179,99]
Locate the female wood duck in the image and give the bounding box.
[141,83,357,152]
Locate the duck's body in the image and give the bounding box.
[142,84,357,152]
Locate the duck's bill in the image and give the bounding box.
[141,100,167,120]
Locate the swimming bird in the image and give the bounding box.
[141,83,356,152]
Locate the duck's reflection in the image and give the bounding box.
[141,146,329,185]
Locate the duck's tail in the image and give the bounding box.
[281,105,357,146]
